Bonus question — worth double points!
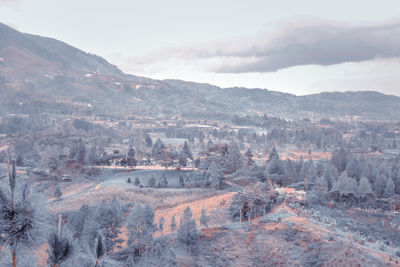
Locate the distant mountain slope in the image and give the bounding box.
[0,23,124,78]
[1,22,399,120]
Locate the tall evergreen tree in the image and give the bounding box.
[159,217,165,236]
[170,216,177,232]
[384,177,396,198]
[182,141,193,160]
[206,161,224,189]
[358,177,373,196]
[225,143,244,173]
[200,207,208,228]
[178,207,198,249]
[267,146,280,163]
[127,204,157,263]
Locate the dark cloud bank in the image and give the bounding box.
[214,22,400,73]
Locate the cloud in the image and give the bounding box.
[213,22,400,73]
[125,21,400,74]
[0,0,19,5]
[0,0,21,9]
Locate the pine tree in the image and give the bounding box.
[178,175,184,188]
[323,164,337,191]
[152,139,167,161]
[333,171,357,195]
[134,177,140,186]
[373,173,387,198]
[145,133,153,148]
[147,176,156,187]
[128,147,136,159]
[87,145,98,166]
[95,197,123,253]
[267,146,280,163]
[244,148,254,166]
[315,175,328,191]
[54,187,62,199]
[75,141,87,166]
[384,177,396,198]
[94,234,104,267]
[178,207,198,249]
[127,147,137,167]
[358,177,372,196]
[200,207,208,228]
[206,161,224,189]
[127,204,156,262]
[225,143,244,173]
[170,216,177,232]
[331,148,348,173]
[182,141,193,160]
[160,173,168,188]
[159,217,165,236]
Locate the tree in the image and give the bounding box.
[134,177,140,186]
[15,155,23,167]
[315,175,328,191]
[346,157,361,179]
[127,147,137,167]
[200,207,208,228]
[358,177,372,196]
[267,146,280,163]
[225,143,244,173]
[170,216,177,232]
[152,139,167,161]
[46,233,72,267]
[145,133,153,148]
[331,148,348,173]
[92,198,124,254]
[94,234,104,267]
[373,173,387,198]
[267,156,283,177]
[87,146,98,166]
[178,175,184,188]
[128,147,136,159]
[182,141,193,160]
[127,178,132,183]
[75,141,87,166]
[244,148,254,166]
[54,187,62,199]
[159,217,165,236]
[323,164,337,191]
[178,155,187,168]
[178,207,198,249]
[206,161,224,189]
[332,171,357,195]
[147,176,156,187]
[384,177,396,198]
[0,160,49,267]
[127,204,157,264]
[160,174,168,188]
[194,158,201,168]
[48,156,59,175]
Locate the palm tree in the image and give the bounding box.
[0,160,46,267]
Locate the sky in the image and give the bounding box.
[1,0,400,96]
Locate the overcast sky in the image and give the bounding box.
[1,0,400,96]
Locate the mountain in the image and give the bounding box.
[1,22,400,120]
